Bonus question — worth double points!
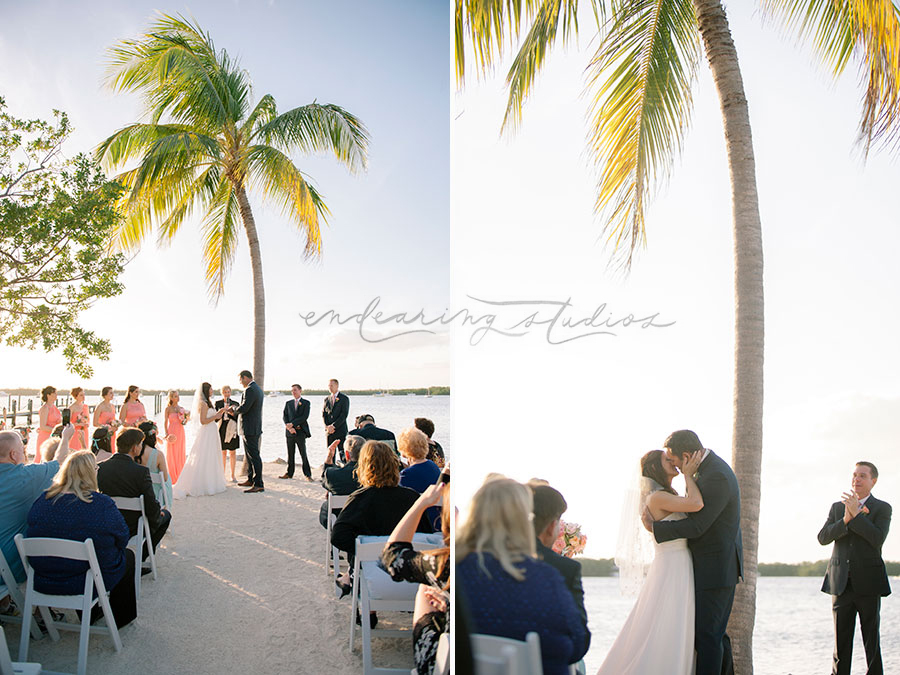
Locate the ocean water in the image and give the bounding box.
[584,576,898,674]
[15,394,451,466]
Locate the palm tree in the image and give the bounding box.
[97,14,370,388]
[456,1,900,672]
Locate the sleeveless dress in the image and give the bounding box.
[97,408,117,451]
[172,407,226,499]
[123,401,146,426]
[69,405,90,451]
[597,512,695,675]
[35,404,61,463]
[146,446,174,507]
[166,410,187,482]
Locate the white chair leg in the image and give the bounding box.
[77,590,92,675]
[38,606,59,641]
[349,563,359,651]
[18,585,32,662]
[325,516,332,576]
[143,518,157,580]
[97,589,122,653]
[361,584,373,675]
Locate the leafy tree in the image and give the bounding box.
[97,14,370,388]
[0,96,126,377]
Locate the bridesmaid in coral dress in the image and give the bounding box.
[164,390,188,483]
[92,386,119,451]
[68,387,90,451]
[35,386,61,463]
[119,385,148,428]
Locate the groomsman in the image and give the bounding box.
[280,384,312,480]
[818,461,892,675]
[322,378,349,462]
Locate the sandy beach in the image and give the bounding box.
[17,462,413,674]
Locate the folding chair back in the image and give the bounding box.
[324,493,350,579]
[14,534,122,675]
[110,494,157,584]
[0,549,42,641]
[470,632,543,675]
[149,473,171,510]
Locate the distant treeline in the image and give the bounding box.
[1,387,450,397]
[575,558,900,577]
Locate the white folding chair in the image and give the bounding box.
[470,632,543,675]
[0,550,42,641]
[110,495,157,609]
[14,535,123,675]
[324,493,350,580]
[349,533,443,675]
[148,473,171,510]
[0,625,42,675]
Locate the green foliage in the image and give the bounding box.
[576,557,618,576]
[0,96,126,377]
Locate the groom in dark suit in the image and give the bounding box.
[650,430,743,675]
[818,461,892,675]
[322,378,350,462]
[280,383,312,480]
[235,370,264,493]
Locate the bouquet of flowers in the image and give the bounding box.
[553,520,587,559]
[179,407,189,425]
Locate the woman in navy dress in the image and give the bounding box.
[456,475,588,675]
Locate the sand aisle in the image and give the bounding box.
[20,462,411,674]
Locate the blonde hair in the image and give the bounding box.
[357,441,400,488]
[46,450,97,503]
[456,475,536,581]
[398,427,429,461]
[167,390,179,406]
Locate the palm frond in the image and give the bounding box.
[247,144,328,257]
[156,165,222,245]
[200,174,241,301]
[502,0,579,132]
[762,0,900,153]
[253,103,369,173]
[242,94,278,137]
[95,122,204,170]
[585,0,700,269]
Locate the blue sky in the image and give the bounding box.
[451,3,900,563]
[0,0,450,390]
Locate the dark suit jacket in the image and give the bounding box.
[215,397,240,449]
[97,453,163,537]
[322,392,350,437]
[818,494,892,597]
[536,540,591,653]
[283,398,311,438]
[347,423,396,451]
[235,381,263,437]
[653,450,743,590]
[323,460,361,495]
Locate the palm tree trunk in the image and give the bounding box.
[692,1,764,673]
[235,185,266,390]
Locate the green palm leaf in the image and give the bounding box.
[762,0,900,152]
[200,174,242,300]
[585,0,700,268]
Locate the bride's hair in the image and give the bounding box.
[456,475,536,582]
[641,450,677,495]
[200,382,213,409]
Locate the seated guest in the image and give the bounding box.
[529,481,591,662]
[381,471,450,675]
[414,417,445,468]
[398,428,442,530]
[0,428,61,583]
[348,414,397,453]
[137,421,173,508]
[90,427,114,463]
[97,428,171,562]
[318,436,364,529]
[457,476,588,675]
[25,451,137,628]
[332,441,431,597]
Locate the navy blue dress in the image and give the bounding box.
[456,552,588,675]
[26,491,129,595]
[399,460,442,529]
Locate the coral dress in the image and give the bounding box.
[97,408,117,451]
[69,406,90,451]
[122,401,146,426]
[34,404,61,463]
[166,410,187,483]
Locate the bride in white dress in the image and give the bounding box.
[173,382,229,499]
[597,449,705,675]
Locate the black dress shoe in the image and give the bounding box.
[355,610,378,628]
[244,485,265,493]
[140,567,153,576]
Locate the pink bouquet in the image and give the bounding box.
[553,520,587,558]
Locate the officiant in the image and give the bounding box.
[216,385,240,483]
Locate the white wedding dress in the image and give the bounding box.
[597,511,696,675]
[172,406,227,499]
